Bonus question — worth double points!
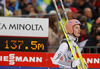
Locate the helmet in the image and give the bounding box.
[66,19,81,34]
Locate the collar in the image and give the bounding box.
[68,34,78,42]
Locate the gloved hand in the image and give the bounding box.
[72,59,80,68]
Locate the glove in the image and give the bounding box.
[79,59,88,69]
[72,59,80,68]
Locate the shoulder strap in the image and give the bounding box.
[61,39,70,51]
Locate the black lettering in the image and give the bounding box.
[25,24,31,30]
[35,24,38,30]
[32,24,35,30]
[19,24,25,30]
[55,51,62,60]
[38,25,43,31]
[17,24,18,30]
[8,24,44,31]
[0,23,7,29]
[9,24,16,30]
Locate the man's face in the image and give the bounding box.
[84,8,92,18]
[96,35,100,41]
[73,24,81,37]
[80,28,86,35]
[25,4,32,12]
[67,11,72,20]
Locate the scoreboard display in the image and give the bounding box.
[0,17,48,52]
[0,36,48,52]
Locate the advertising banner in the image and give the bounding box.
[0,17,48,52]
[0,17,48,37]
[0,52,47,67]
[0,52,100,68]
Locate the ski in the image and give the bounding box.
[52,0,80,69]
[59,0,88,69]
[53,0,88,69]
[59,0,68,22]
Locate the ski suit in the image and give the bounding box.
[51,34,80,69]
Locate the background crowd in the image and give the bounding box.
[1,0,100,53]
